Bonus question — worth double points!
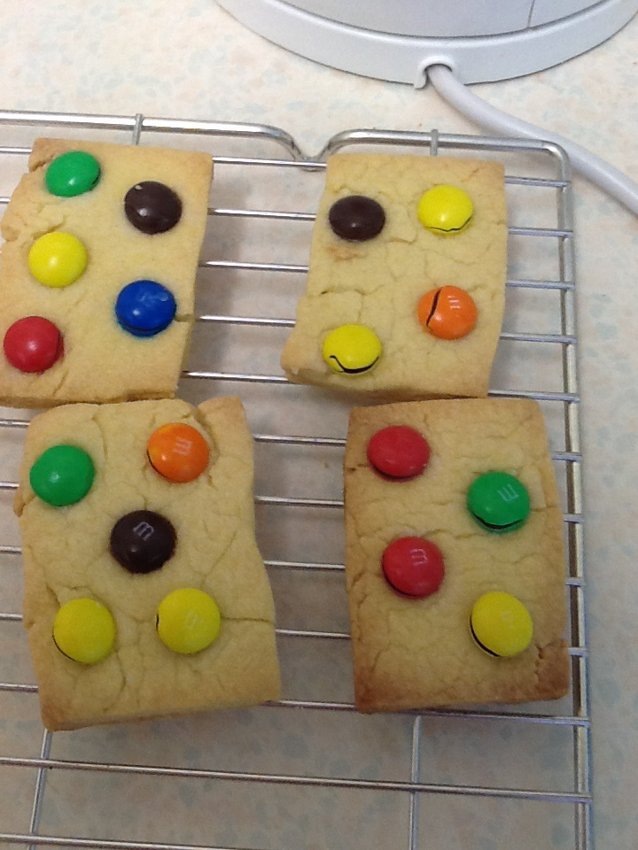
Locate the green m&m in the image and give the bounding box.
[45,151,101,197]
[467,471,530,533]
[30,444,95,507]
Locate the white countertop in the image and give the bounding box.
[0,2,636,849]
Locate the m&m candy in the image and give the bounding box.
[470,591,533,657]
[124,181,182,234]
[110,510,177,574]
[417,286,477,340]
[29,444,95,507]
[156,588,221,654]
[382,536,445,598]
[417,185,473,234]
[367,425,430,479]
[467,471,530,533]
[3,316,63,373]
[115,280,177,337]
[147,423,210,483]
[328,195,386,241]
[53,598,116,664]
[28,232,88,288]
[45,151,101,197]
[322,324,382,375]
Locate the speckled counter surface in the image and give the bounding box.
[0,2,636,849]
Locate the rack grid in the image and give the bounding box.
[0,111,591,850]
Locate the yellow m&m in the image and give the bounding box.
[470,591,533,658]
[53,598,116,665]
[417,185,473,234]
[28,232,88,288]
[322,324,382,375]
[156,588,221,655]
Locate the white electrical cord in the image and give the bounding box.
[427,64,638,215]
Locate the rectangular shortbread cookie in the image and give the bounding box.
[281,153,507,400]
[344,398,569,712]
[0,138,212,407]
[15,397,280,730]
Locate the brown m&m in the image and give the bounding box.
[328,195,386,241]
[124,181,182,234]
[110,509,176,574]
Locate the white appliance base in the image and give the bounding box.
[217,0,638,84]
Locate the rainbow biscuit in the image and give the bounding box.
[0,138,212,407]
[343,397,569,712]
[15,396,280,730]
[281,153,507,400]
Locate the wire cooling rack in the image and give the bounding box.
[0,111,591,850]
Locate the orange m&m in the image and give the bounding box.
[147,423,210,483]
[417,285,477,340]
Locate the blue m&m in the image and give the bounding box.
[115,280,177,337]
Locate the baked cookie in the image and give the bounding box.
[15,397,280,730]
[344,398,569,712]
[0,138,212,407]
[281,153,507,400]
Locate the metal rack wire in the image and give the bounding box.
[0,110,591,850]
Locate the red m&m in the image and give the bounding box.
[367,425,430,479]
[382,536,445,598]
[3,316,63,373]
[147,423,210,483]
